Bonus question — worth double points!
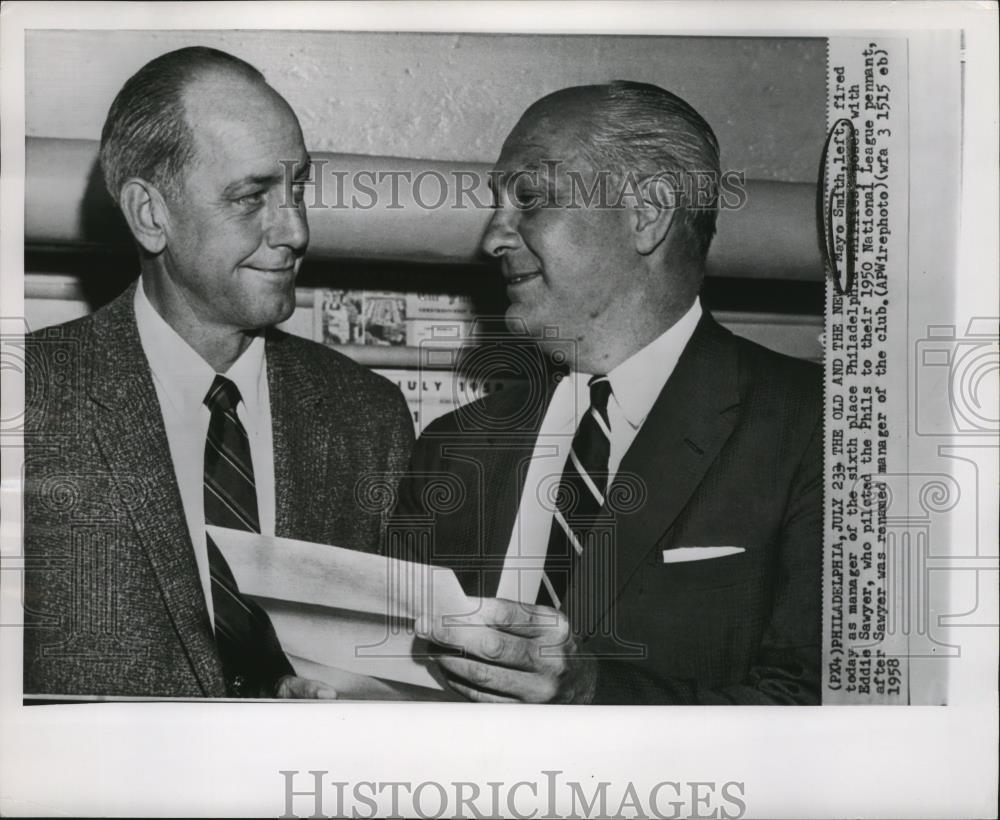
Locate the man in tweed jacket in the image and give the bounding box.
[23,47,413,699]
[395,82,822,704]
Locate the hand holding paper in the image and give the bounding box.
[274,674,339,700]
[416,598,598,704]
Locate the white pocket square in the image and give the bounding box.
[662,546,745,564]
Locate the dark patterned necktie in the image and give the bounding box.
[203,374,292,697]
[538,375,613,613]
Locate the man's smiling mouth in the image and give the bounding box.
[504,270,542,286]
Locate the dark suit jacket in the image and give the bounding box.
[23,283,414,698]
[391,313,822,704]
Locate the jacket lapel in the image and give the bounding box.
[266,331,327,541]
[593,314,743,605]
[87,285,225,697]
[455,381,554,593]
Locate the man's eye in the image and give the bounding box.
[291,183,306,206]
[235,191,265,209]
[513,189,542,209]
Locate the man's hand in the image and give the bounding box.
[274,675,338,699]
[415,598,597,703]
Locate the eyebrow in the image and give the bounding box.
[487,169,528,188]
[488,164,556,191]
[222,158,313,197]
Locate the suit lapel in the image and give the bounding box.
[593,315,743,605]
[266,332,326,541]
[459,381,554,593]
[87,285,225,697]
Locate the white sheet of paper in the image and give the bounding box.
[207,526,470,618]
[207,526,480,692]
[265,598,446,689]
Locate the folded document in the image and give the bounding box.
[207,526,477,698]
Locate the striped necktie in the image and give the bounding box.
[538,375,613,614]
[203,374,292,697]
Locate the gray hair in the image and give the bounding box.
[99,46,264,205]
[584,81,721,264]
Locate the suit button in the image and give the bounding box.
[230,674,246,696]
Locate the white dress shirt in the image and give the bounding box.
[134,280,276,626]
[496,297,703,603]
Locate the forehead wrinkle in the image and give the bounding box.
[500,109,601,173]
[233,157,310,189]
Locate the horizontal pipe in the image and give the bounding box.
[25,137,823,280]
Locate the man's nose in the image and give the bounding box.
[481,207,522,258]
[267,197,310,254]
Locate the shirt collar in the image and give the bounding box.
[553,297,702,430]
[606,297,703,429]
[134,278,266,417]
[225,330,267,423]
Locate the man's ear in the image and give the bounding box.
[631,176,677,256]
[118,178,170,254]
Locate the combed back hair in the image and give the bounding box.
[99,46,265,205]
[583,81,721,264]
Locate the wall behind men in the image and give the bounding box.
[26,30,825,180]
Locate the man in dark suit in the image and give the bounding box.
[393,82,822,704]
[23,47,414,699]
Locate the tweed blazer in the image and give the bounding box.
[23,282,414,698]
[391,313,823,704]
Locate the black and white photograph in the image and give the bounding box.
[1,1,996,817]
